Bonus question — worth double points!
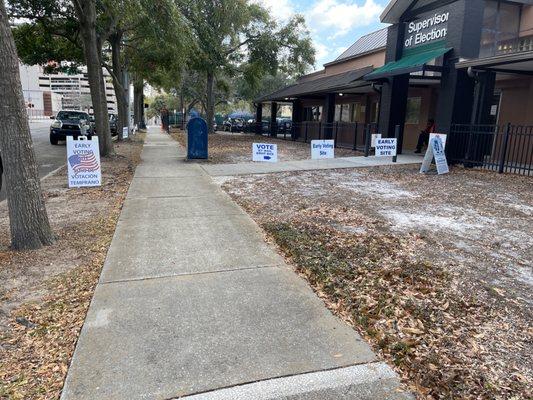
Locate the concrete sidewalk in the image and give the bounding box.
[201,154,422,177]
[61,128,411,400]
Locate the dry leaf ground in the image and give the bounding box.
[220,165,532,400]
[0,134,144,399]
[170,129,361,163]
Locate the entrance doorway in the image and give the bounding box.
[402,84,440,151]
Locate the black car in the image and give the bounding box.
[49,110,94,145]
[222,118,245,132]
[277,118,292,134]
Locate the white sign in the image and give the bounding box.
[122,126,129,139]
[371,133,382,148]
[420,136,449,175]
[432,136,449,175]
[67,136,102,188]
[375,138,398,157]
[311,140,334,159]
[252,143,278,163]
[429,133,447,149]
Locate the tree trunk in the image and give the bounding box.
[140,90,146,129]
[206,71,215,134]
[73,0,113,156]
[110,32,127,140]
[179,92,184,129]
[0,2,55,250]
[133,80,143,127]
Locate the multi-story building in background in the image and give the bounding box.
[19,63,118,118]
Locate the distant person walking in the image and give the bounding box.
[161,107,170,134]
[415,118,436,153]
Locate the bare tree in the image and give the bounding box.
[0,2,55,250]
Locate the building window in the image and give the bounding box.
[303,106,322,121]
[405,97,421,124]
[334,104,353,122]
[341,104,351,122]
[480,0,522,57]
[334,104,342,121]
[351,103,364,122]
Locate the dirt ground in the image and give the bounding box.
[0,135,144,399]
[220,165,532,399]
[171,129,361,163]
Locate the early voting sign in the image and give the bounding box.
[122,126,129,139]
[420,135,449,175]
[375,138,397,157]
[66,136,102,188]
[311,140,334,159]
[253,143,278,162]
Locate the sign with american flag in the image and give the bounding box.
[66,136,102,188]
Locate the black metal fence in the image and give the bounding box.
[448,124,533,175]
[255,121,378,152]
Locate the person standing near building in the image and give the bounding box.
[415,118,436,153]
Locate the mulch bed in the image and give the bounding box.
[221,165,532,400]
[171,129,361,163]
[0,134,145,399]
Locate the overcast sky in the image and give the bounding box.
[256,0,389,71]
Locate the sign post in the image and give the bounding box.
[66,136,102,188]
[252,143,278,162]
[122,126,129,139]
[311,140,334,159]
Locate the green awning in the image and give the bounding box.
[366,41,451,80]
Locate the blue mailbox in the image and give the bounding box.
[187,117,208,159]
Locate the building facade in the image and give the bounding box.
[19,64,118,117]
[372,0,533,153]
[257,0,533,165]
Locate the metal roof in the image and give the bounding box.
[330,28,388,64]
[256,66,374,102]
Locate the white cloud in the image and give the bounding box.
[254,0,295,22]
[306,0,383,38]
[314,42,330,62]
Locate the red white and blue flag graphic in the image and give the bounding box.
[68,152,99,174]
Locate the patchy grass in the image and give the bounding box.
[0,134,144,399]
[221,166,532,400]
[170,129,361,163]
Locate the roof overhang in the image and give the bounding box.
[456,51,533,75]
[380,0,409,23]
[381,0,533,24]
[255,66,375,103]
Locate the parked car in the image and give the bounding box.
[277,118,292,134]
[222,117,245,132]
[49,110,94,145]
[109,113,118,136]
